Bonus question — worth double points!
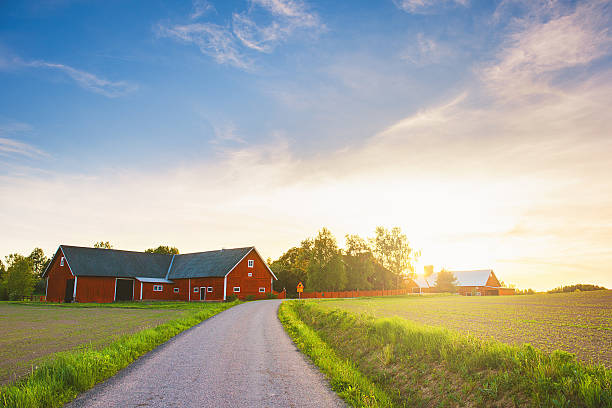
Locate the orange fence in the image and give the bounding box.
[300,289,410,299]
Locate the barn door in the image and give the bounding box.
[200,287,207,301]
[64,279,75,303]
[116,279,134,301]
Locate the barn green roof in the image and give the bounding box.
[51,245,257,280]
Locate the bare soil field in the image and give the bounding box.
[0,303,189,384]
[317,290,612,367]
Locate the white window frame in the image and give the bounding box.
[248,272,252,277]
[60,257,65,266]
[173,288,179,293]
[153,285,163,292]
[233,287,240,293]
[259,287,265,293]
[207,287,213,293]
[248,260,254,268]
[193,287,199,293]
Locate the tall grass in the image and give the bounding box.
[0,301,237,408]
[278,300,394,407]
[281,301,612,408]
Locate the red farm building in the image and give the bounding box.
[409,269,515,296]
[43,245,279,303]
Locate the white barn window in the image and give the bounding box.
[248,260,254,268]
[207,287,213,292]
[173,288,179,293]
[259,287,265,293]
[153,285,163,291]
[233,287,240,293]
[60,257,65,266]
[193,287,199,293]
[248,272,252,277]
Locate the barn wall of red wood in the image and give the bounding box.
[75,276,116,303]
[45,249,74,302]
[226,250,273,299]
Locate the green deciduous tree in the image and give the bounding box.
[435,269,457,293]
[270,240,312,296]
[2,254,35,300]
[145,245,179,255]
[370,226,419,289]
[93,241,113,249]
[306,228,346,291]
[28,247,49,278]
[343,234,374,290]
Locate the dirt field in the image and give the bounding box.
[316,290,612,367]
[0,303,189,385]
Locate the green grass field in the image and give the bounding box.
[0,301,236,408]
[281,296,612,407]
[316,290,612,367]
[0,302,217,385]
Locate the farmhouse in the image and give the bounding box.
[409,269,515,296]
[43,245,278,303]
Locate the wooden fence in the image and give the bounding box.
[300,289,410,299]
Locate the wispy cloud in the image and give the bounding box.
[393,0,468,14]
[400,33,454,65]
[157,23,252,69]
[190,0,214,20]
[158,0,322,69]
[0,122,47,159]
[482,0,612,99]
[24,60,137,98]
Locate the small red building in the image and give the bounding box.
[43,245,278,303]
[408,269,515,296]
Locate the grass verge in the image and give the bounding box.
[0,301,237,408]
[280,301,612,408]
[278,300,394,407]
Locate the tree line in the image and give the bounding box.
[0,242,179,300]
[270,226,419,296]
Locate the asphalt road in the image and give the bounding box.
[66,300,345,408]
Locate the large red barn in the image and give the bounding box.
[43,245,278,303]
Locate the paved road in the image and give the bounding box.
[66,300,345,408]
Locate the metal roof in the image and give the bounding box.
[448,269,494,287]
[135,277,174,283]
[168,247,253,279]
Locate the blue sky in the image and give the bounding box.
[1,0,611,290]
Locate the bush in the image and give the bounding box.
[266,293,278,299]
[225,294,238,302]
[245,295,255,301]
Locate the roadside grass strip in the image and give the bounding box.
[0,301,238,408]
[278,301,394,407]
[283,301,612,408]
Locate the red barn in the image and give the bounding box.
[408,269,515,296]
[43,245,278,303]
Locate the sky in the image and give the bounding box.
[1,0,611,291]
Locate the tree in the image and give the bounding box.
[343,234,374,290]
[28,248,49,278]
[2,254,35,300]
[435,269,457,293]
[93,241,113,249]
[270,240,312,296]
[145,245,179,255]
[0,260,6,300]
[370,226,419,289]
[306,228,346,291]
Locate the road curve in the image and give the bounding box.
[66,300,345,408]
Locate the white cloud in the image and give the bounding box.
[157,23,252,69]
[400,33,454,65]
[190,0,214,20]
[482,0,612,99]
[26,60,136,98]
[159,0,322,69]
[393,0,468,14]
[0,122,47,159]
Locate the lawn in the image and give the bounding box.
[316,290,612,367]
[0,302,204,385]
